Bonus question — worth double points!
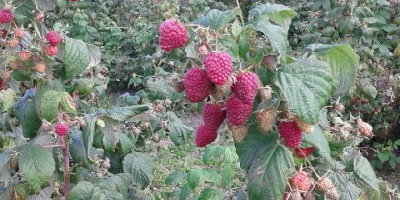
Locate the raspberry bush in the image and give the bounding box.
[163,1,389,199]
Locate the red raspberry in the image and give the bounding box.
[226,95,253,126]
[1,29,7,37]
[203,102,226,130]
[19,51,31,61]
[34,63,46,73]
[183,67,212,102]
[290,171,312,191]
[294,147,315,158]
[45,31,60,46]
[315,176,334,193]
[55,122,69,137]
[14,29,24,38]
[0,9,13,24]
[195,125,217,147]
[278,120,302,149]
[45,45,58,57]
[204,51,233,85]
[159,19,189,52]
[232,72,260,104]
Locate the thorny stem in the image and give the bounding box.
[61,136,70,199]
[236,0,245,26]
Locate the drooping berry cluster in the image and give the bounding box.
[45,31,60,57]
[194,102,226,147]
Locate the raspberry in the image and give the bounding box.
[229,124,248,142]
[286,191,302,200]
[14,29,24,38]
[315,176,334,193]
[226,95,253,126]
[294,116,314,134]
[357,119,372,137]
[8,38,20,48]
[303,191,316,200]
[19,51,31,61]
[45,31,60,46]
[1,29,7,37]
[231,72,260,104]
[183,67,212,102]
[172,78,185,93]
[0,9,13,24]
[279,120,302,149]
[294,147,315,158]
[10,61,20,69]
[45,45,58,57]
[204,51,233,85]
[259,87,272,101]
[55,122,69,137]
[203,102,226,130]
[290,171,312,191]
[325,188,339,200]
[35,63,46,73]
[159,19,189,52]
[195,125,218,147]
[256,109,275,132]
[211,76,233,101]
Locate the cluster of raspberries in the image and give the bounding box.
[44,31,60,57]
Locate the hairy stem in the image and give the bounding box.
[61,136,70,199]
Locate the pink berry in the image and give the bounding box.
[203,102,226,130]
[226,95,253,126]
[195,125,218,147]
[45,45,58,57]
[183,67,212,103]
[279,120,302,149]
[55,122,69,137]
[231,72,260,104]
[203,51,233,85]
[45,31,60,46]
[0,9,13,24]
[159,19,189,52]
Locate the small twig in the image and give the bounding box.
[236,0,245,26]
[61,136,70,199]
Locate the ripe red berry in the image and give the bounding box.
[45,31,60,46]
[294,147,315,158]
[226,95,253,126]
[203,51,233,85]
[159,19,189,52]
[19,51,31,61]
[55,122,69,137]
[203,102,226,130]
[278,120,302,149]
[1,29,7,37]
[183,67,212,103]
[45,45,58,57]
[0,9,13,24]
[362,99,369,104]
[14,29,24,38]
[231,72,260,104]
[195,125,218,147]
[290,171,312,191]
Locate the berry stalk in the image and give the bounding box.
[60,136,70,199]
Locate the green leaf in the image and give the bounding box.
[35,89,62,121]
[352,155,379,191]
[165,171,186,185]
[217,37,239,62]
[1,89,16,112]
[70,130,90,165]
[221,165,234,187]
[277,58,333,124]
[187,168,221,189]
[87,44,101,68]
[377,151,390,162]
[119,134,134,156]
[145,77,177,100]
[83,114,97,156]
[34,0,55,12]
[167,111,193,145]
[59,92,77,114]
[19,145,55,193]
[11,69,30,81]
[0,151,12,187]
[105,104,150,122]
[64,37,90,78]
[329,171,362,200]
[101,121,119,152]
[122,152,154,189]
[231,20,242,38]
[68,181,124,200]
[307,44,359,96]
[248,3,296,31]
[198,188,224,200]
[235,132,294,199]
[251,17,289,58]
[14,98,41,138]
[179,183,191,200]
[302,126,334,166]
[208,8,241,30]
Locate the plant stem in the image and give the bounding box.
[61,136,70,199]
[236,0,245,25]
